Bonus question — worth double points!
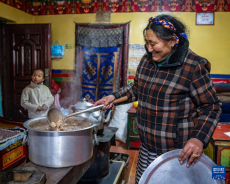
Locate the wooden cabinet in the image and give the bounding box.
[126,106,140,149]
[204,124,230,184]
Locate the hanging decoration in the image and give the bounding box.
[40,0,47,15]
[64,0,72,14]
[55,0,66,14]
[164,0,183,11]
[14,0,23,9]
[31,0,42,15]
[79,46,122,102]
[150,0,164,12]
[213,0,228,11]
[95,11,111,22]
[181,0,195,12]
[2,0,230,14]
[77,26,123,47]
[108,0,122,12]
[121,0,135,12]
[136,0,149,12]
[195,0,214,12]
[80,0,94,13]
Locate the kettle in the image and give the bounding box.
[92,109,113,135]
[68,98,113,135]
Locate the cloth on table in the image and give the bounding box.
[219,102,230,122]
[217,95,230,103]
[214,83,230,93]
[0,128,26,151]
[217,92,230,103]
[108,103,132,143]
[51,79,62,109]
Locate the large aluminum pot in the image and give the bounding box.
[23,116,97,168]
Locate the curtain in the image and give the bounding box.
[77,26,123,48]
[75,23,129,102]
[76,46,122,101]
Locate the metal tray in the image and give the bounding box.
[139,149,225,184]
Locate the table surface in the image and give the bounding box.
[127,106,136,114]
[212,124,230,141]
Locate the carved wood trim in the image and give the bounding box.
[0,23,6,118]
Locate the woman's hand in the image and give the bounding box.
[37,106,42,111]
[42,104,48,110]
[178,138,203,168]
[94,95,115,110]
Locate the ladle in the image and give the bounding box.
[47,96,128,130]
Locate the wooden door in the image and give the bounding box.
[2,24,51,121]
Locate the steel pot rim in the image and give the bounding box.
[23,117,97,133]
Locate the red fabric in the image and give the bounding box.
[51,79,60,95]
[212,79,230,83]
[52,93,62,109]
[214,87,230,93]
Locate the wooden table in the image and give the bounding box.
[204,123,230,184]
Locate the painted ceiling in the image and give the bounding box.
[1,0,229,15]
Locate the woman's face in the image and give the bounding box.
[32,70,44,84]
[145,29,175,62]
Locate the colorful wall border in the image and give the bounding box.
[210,74,230,83]
[52,69,75,82]
[1,0,230,16]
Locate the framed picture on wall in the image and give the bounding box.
[196,13,214,25]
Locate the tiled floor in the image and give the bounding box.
[110,141,139,184]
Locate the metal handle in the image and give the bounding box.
[44,68,50,87]
[22,130,28,146]
[68,105,75,114]
[94,133,99,145]
[64,104,104,120]
[64,96,128,120]
[113,96,128,105]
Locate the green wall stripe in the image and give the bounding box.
[53,77,74,82]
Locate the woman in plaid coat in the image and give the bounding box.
[94,14,222,183]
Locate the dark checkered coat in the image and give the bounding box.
[112,39,222,154]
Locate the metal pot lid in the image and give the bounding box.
[75,98,93,109]
[139,149,225,184]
